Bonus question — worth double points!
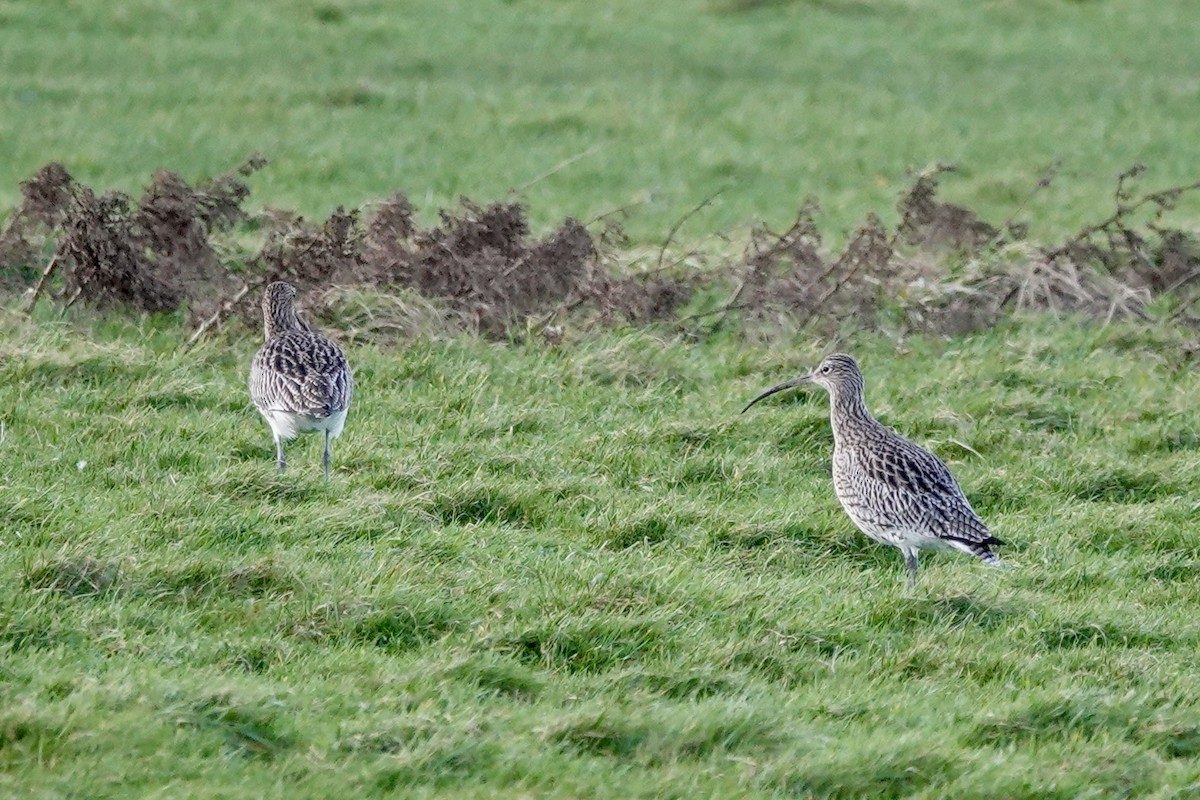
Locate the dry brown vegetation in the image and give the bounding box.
[1,158,1198,342]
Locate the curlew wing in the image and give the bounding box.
[850,431,1001,553]
[250,332,353,417]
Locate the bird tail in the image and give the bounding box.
[976,549,1003,567]
[971,536,1006,567]
[948,535,1005,566]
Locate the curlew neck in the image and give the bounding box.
[827,380,876,441]
[264,295,303,340]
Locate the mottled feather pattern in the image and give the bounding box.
[744,352,1003,585]
[834,419,1000,553]
[249,281,353,479]
[852,437,957,496]
[250,331,352,416]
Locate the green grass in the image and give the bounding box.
[3,0,1200,242]
[4,308,1200,796]
[5,1,1200,794]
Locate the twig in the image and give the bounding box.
[1168,290,1200,323]
[794,220,893,329]
[0,208,26,245]
[676,302,753,325]
[185,282,253,348]
[1045,175,1200,260]
[699,278,749,335]
[985,160,1061,248]
[795,262,865,329]
[1115,163,1146,205]
[496,253,531,281]
[793,250,847,299]
[584,201,644,227]
[1164,268,1200,296]
[683,206,823,332]
[24,253,60,314]
[645,242,715,277]
[996,284,1021,311]
[656,191,723,272]
[512,145,601,194]
[62,287,82,313]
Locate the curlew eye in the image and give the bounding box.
[821,365,831,374]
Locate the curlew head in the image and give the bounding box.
[262,281,302,339]
[741,353,864,413]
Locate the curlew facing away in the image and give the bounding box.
[249,281,353,479]
[742,353,1003,588]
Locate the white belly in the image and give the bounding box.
[839,499,959,554]
[260,408,348,441]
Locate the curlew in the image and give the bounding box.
[742,353,1002,587]
[249,281,353,479]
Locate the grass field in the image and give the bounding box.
[3,0,1200,242]
[5,0,1200,797]
[3,309,1200,797]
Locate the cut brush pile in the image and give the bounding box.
[1,158,1198,342]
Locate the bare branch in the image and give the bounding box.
[23,254,60,314]
[1046,175,1200,260]
[185,282,254,348]
[656,191,722,271]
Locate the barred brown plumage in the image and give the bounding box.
[249,281,353,479]
[742,353,1003,588]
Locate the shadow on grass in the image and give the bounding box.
[137,560,301,603]
[429,486,545,528]
[973,693,1121,747]
[1061,467,1173,504]
[546,707,779,764]
[866,593,1015,632]
[772,752,958,799]
[349,601,463,653]
[0,706,75,764]
[283,595,465,654]
[597,513,679,550]
[495,617,668,675]
[612,669,740,700]
[218,639,291,674]
[731,593,1015,687]
[176,694,296,760]
[709,519,877,561]
[442,654,542,701]
[24,556,120,597]
[371,740,500,791]
[0,622,80,653]
[977,692,1200,761]
[205,468,329,504]
[11,355,152,390]
[965,476,1027,515]
[1035,619,1176,650]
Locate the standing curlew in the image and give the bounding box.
[742,353,1002,588]
[249,281,353,479]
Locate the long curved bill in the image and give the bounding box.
[740,374,812,414]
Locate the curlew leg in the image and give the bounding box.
[323,430,332,481]
[902,547,919,591]
[275,437,287,473]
